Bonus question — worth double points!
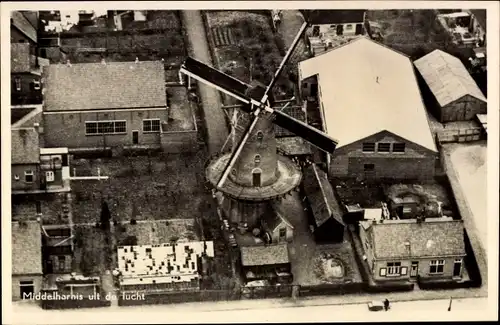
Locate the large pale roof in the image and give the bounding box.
[299,37,437,152]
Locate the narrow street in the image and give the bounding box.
[181,10,229,155]
[10,296,494,323]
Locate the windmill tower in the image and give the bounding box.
[180,20,339,226]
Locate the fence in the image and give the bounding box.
[436,127,483,144]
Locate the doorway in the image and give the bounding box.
[453,259,462,277]
[312,25,320,37]
[19,280,34,299]
[410,261,419,278]
[279,228,287,242]
[355,23,363,35]
[310,83,318,98]
[132,130,139,145]
[252,169,261,187]
[336,24,344,36]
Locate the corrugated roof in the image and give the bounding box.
[414,50,487,107]
[12,221,43,275]
[11,11,38,43]
[11,128,40,164]
[302,164,345,228]
[367,218,465,259]
[299,37,437,152]
[43,61,166,111]
[11,43,31,73]
[240,243,290,266]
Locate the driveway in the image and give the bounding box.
[181,11,229,155]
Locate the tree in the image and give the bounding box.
[100,200,111,231]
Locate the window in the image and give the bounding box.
[345,24,353,30]
[279,228,287,240]
[392,143,406,153]
[19,280,34,299]
[377,143,391,152]
[14,78,21,91]
[254,155,261,164]
[58,256,66,271]
[387,262,401,275]
[32,80,41,90]
[362,142,375,152]
[85,120,127,135]
[429,260,445,274]
[143,119,161,133]
[364,164,375,171]
[329,24,336,28]
[256,131,264,143]
[45,171,55,182]
[24,170,34,183]
[14,174,20,181]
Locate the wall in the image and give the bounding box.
[315,22,364,36]
[12,164,39,192]
[11,27,36,45]
[329,131,437,180]
[43,108,168,149]
[270,223,293,243]
[442,95,487,122]
[372,256,464,282]
[12,274,43,300]
[160,130,198,153]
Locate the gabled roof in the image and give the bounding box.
[301,10,366,25]
[299,37,437,152]
[414,49,487,107]
[11,43,31,73]
[262,203,294,232]
[240,243,290,266]
[11,11,37,43]
[43,61,166,112]
[12,221,43,275]
[302,164,345,228]
[365,218,465,259]
[11,128,40,164]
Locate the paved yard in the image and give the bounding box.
[443,142,487,252]
[164,86,197,132]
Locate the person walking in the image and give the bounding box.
[384,298,390,311]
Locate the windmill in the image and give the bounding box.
[179,20,338,225]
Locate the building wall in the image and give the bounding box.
[43,108,168,149]
[12,164,39,191]
[11,73,43,106]
[11,27,36,46]
[329,131,437,180]
[12,274,43,300]
[270,222,294,243]
[372,256,464,282]
[359,225,375,268]
[441,95,487,122]
[314,218,344,243]
[314,22,364,36]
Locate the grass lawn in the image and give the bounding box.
[205,10,294,104]
[70,150,210,224]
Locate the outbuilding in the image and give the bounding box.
[414,49,487,123]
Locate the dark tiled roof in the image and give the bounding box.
[276,136,312,156]
[275,105,306,137]
[11,107,36,125]
[303,164,345,228]
[11,128,40,164]
[301,10,366,25]
[240,243,290,266]
[11,43,31,73]
[43,61,166,111]
[12,221,43,275]
[11,11,37,43]
[369,218,465,259]
[262,203,294,232]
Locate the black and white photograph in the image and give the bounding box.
[1,1,498,323]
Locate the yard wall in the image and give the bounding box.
[160,130,199,153]
[43,108,168,149]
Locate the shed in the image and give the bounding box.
[302,164,345,243]
[414,50,487,123]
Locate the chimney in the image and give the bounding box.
[135,57,139,64]
[66,59,72,67]
[101,58,106,65]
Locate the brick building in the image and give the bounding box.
[299,37,438,180]
[42,60,168,151]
